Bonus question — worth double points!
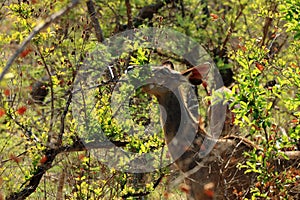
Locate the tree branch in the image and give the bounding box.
[86,0,104,42]
[6,139,128,200]
[125,0,133,29]
[0,0,80,81]
[220,3,246,54]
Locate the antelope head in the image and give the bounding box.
[143,62,211,96]
[142,62,211,167]
[142,62,256,200]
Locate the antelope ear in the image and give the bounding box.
[181,63,211,85]
[181,63,211,76]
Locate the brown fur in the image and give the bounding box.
[143,66,257,199]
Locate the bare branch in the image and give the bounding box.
[220,3,246,54]
[125,0,133,29]
[57,90,72,146]
[86,0,104,42]
[6,139,128,200]
[35,48,55,138]
[0,0,80,81]
[56,171,65,200]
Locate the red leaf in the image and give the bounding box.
[204,189,214,198]
[40,155,48,164]
[4,89,10,96]
[17,106,27,115]
[20,48,32,58]
[255,62,264,71]
[0,108,5,118]
[210,13,219,20]
[78,154,85,161]
[238,44,247,52]
[0,108,5,117]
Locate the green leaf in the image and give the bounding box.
[3,73,14,79]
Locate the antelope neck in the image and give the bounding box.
[155,86,199,152]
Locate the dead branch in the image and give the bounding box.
[56,171,65,200]
[86,0,104,42]
[6,138,127,200]
[125,0,133,29]
[0,0,80,81]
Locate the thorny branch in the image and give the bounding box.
[6,139,128,200]
[0,0,80,81]
[3,1,80,199]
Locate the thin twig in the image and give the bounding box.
[0,0,80,81]
[121,173,165,198]
[36,48,55,134]
[221,3,246,53]
[6,138,128,200]
[6,111,40,143]
[56,171,65,200]
[57,90,72,145]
